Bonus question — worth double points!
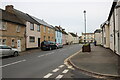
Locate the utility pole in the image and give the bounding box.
[84,10,86,43]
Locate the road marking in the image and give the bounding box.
[56,75,63,79]
[38,52,55,57]
[52,68,59,72]
[0,59,26,68]
[59,65,64,68]
[62,69,69,73]
[38,55,44,57]
[43,73,53,78]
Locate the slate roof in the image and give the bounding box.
[55,26,62,32]
[62,30,68,35]
[69,32,78,37]
[94,29,101,33]
[82,33,94,35]
[31,16,54,28]
[13,9,39,24]
[108,1,117,21]
[1,9,25,26]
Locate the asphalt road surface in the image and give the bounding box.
[1,44,101,79]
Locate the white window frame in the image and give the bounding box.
[16,25,20,32]
[11,39,15,47]
[37,25,40,32]
[2,39,6,45]
[30,23,34,30]
[44,26,46,33]
[29,36,35,42]
[1,22,7,30]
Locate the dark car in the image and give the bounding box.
[41,41,57,50]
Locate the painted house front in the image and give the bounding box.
[108,2,117,52]
[115,1,120,55]
[31,16,55,43]
[68,32,74,44]
[101,22,110,48]
[94,29,102,45]
[5,5,41,49]
[68,32,79,44]
[55,26,62,44]
[0,9,26,52]
[62,29,68,45]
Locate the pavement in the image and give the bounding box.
[69,45,120,79]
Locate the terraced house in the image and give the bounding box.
[100,0,120,55]
[55,26,62,44]
[5,5,41,49]
[62,29,68,45]
[0,9,26,51]
[31,16,55,43]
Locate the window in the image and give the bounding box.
[48,28,50,33]
[44,26,46,33]
[2,39,6,45]
[1,22,7,30]
[16,25,20,32]
[44,36,46,41]
[11,39,15,47]
[30,23,34,30]
[29,36,35,42]
[37,25,40,32]
[48,36,50,41]
[0,39,2,45]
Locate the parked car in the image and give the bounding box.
[56,43,63,49]
[41,41,57,51]
[0,45,19,57]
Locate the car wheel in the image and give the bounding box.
[13,52,19,57]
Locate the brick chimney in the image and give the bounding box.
[5,5,14,13]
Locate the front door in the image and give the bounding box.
[38,38,40,47]
[17,40,21,52]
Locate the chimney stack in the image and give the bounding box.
[5,5,14,13]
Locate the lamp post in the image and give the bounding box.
[84,10,86,43]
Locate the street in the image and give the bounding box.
[1,44,89,79]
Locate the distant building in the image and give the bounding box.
[94,29,102,45]
[68,32,79,44]
[81,33,94,43]
[101,21,110,48]
[62,29,68,45]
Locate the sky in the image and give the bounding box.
[1,0,114,36]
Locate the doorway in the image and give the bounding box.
[17,40,21,52]
[38,38,40,47]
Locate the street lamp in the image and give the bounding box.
[84,10,86,43]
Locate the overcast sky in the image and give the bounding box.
[1,0,113,36]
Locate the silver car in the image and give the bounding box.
[0,45,19,57]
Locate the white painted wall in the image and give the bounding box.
[109,14,115,51]
[95,33,101,45]
[26,21,40,48]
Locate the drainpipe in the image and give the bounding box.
[113,9,116,53]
